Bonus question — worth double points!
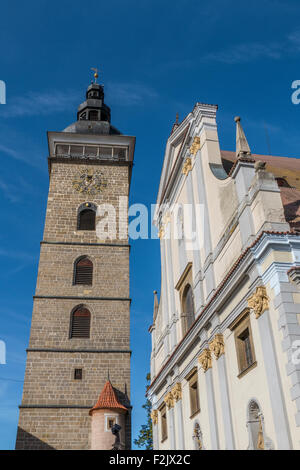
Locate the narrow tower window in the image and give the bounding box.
[70,306,91,338]
[74,257,93,285]
[74,368,83,380]
[182,284,195,333]
[78,203,96,231]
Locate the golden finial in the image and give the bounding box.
[91,67,99,83]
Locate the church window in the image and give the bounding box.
[182,284,195,333]
[78,203,96,231]
[74,257,93,285]
[160,404,168,442]
[70,306,91,338]
[230,310,256,377]
[188,370,200,417]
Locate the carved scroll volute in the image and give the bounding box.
[151,409,158,425]
[164,391,175,409]
[171,383,182,402]
[198,349,212,372]
[247,286,269,319]
[209,334,225,360]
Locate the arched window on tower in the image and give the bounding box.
[181,284,195,334]
[70,306,91,338]
[74,256,93,285]
[78,203,96,231]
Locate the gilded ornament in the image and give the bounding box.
[72,168,107,195]
[158,225,165,239]
[209,334,225,360]
[247,286,269,319]
[164,391,174,409]
[190,136,201,155]
[198,349,212,372]
[182,157,192,175]
[151,409,158,425]
[171,383,182,402]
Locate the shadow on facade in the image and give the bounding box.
[15,427,55,450]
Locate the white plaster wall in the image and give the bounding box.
[224,313,277,449]
[266,282,300,448]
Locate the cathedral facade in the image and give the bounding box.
[16,77,135,450]
[147,104,300,449]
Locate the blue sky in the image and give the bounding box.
[0,0,300,450]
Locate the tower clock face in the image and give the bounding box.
[72,168,107,195]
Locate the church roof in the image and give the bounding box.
[221,150,300,231]
[89,381,128,415]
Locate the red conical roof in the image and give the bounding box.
[89,381,128,415]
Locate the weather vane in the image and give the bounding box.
[91,67,99,83]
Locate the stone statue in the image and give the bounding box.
[111,423,122,450]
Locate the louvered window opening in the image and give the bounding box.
[55,144,128,161]
[71,308,91,338]
[78,209,96,230]
[74,258,93,285]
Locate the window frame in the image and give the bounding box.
[74,368,83,380]
[186,368,200,418]
[230,310,257,378]
[159,403,168,443]
[73,256,93,286]
[69,305,91,339]
[77,203,97,231]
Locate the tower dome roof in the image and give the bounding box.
[63,79,121,135]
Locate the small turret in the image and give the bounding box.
[153,290,159,322]
[234,116,251,159]
[89,380,128,450]
[63,68,121,135]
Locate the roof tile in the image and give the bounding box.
[89,381,128,415]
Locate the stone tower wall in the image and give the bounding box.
[16,158,132,450]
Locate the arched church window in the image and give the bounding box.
[74,257,93,285]
[70,306,91,338]
[182,284,195,333]
[77,203,96,231]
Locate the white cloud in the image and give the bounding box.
[106,82,158,106]
[201,30,300,65]
[0,83,158,119]
[0,249,36,262]
[203,42,283,64]
[0,90,80,118]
